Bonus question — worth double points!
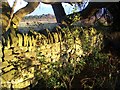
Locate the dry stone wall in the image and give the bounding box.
[1,28,65,89]
[1,26,103,89]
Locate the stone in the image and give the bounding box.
[21,68,34,80]
[4,49,12,56]
[25,52,36,58]
[13,79,30,89]
[28,46,36,52]
[20,46,28,52]
[53,33,59,42]
[12,77,24,84]
[5,37,11,49]
[10,33,19,47]
[28,36,32,46]
[2,70,16,81]
[40,45,46,50]
[31,36,37,46]
[23,34,29,46]
[19,64,28,70]
[4,55,14,61]
[28,67,35,74]
[13,46,22,54]
[17,33,23,47]
[3,65,14,72]
[2,61,9,69]
[1,76,7,84]
[11,57,18,62]
[1,80,12,89]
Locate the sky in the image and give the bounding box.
[7,0,81,16]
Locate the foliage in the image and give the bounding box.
[34,21,120,89]
[80,47,119,89]
[36,26,87,89]
[35,25,113,89]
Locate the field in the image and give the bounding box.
[19,15,57,33]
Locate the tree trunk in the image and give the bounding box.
[2,1,40,33]
[79,2,115,19]
[2,1,12,33]
[12,2,40,29]
[52,3,66,23]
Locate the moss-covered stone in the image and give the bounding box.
[2,70,17,81]
[4,55,14,61]
[2,61,9,69]
[11,57,19,62]
[19,47,28,52]
[25,52,36,59]
[12,80,31,89]
[13,46,22,54]
[1,81,12,89]
[28,46,36,52]
[3,65,14,72]
[17,33,23,47]
[4,49,12,56]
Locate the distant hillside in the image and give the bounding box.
[22,14,55,21]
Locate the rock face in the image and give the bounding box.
[1,26,103,89]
